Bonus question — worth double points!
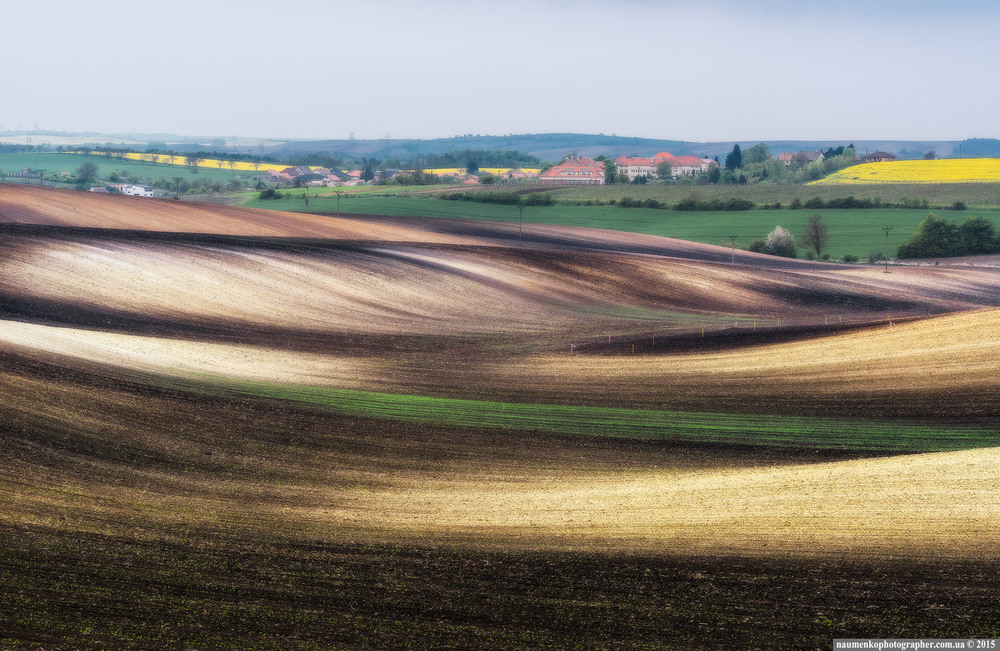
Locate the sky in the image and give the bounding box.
[2,0,999,143]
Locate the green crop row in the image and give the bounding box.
[223,381,998,453]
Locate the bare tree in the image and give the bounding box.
[802,214,829,257]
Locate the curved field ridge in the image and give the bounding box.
[2,307,1000,422]
[347,445,1000,557]
[814,158,1000,184]
[0,184,476,242]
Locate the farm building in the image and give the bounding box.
[861,151,897,163]
[121,184,154,197]
[778,151,826,166]
[539,157,606,185]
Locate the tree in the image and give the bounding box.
[466,160,479,174]
[361,158,377,182]
[764,225,797,258]
[604,159,617,184]
[741,143,770,165]
[76,162,99,183]
[802,214,829,257]
[656,160,673,179]
[958,216,998,254]
[724,144,742,171]
[897,213,962,258]
[185,155,204,173]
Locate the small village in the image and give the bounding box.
[67,146,902,198]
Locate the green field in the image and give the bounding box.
[545,181,1000,208]
[0,152,256,185]
[243,190,986,259]
[224,381,998,454]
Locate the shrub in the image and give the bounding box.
[897,213,963,258]
[842,254,859,263]
[764,225,797,258]
[523,193,554,206]
[958,216,998,254]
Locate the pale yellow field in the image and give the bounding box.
[339,445,1000,557]
[813,158,1000,184]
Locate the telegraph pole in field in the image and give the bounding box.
[882,226,893,273]
[519,203,526,245]
[728,234,738,263]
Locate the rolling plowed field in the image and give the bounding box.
[2,186,1000,647]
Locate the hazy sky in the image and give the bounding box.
[3,0,998,142]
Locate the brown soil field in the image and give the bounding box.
[2,186,999,647]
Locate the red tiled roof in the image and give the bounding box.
[615,156,655,166]
[540,157,604,178]
[673,155,705,166]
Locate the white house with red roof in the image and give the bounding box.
[615,155,657,181]
[539,157,605,185]
[671,154,713,177]
[615,152,712,180]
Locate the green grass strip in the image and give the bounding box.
[226,381,999,453]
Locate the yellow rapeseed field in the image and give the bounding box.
[70,152,538,178]
[119,152,290,172]
[813,158,1000,184]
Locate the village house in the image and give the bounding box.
[777,151,825,166]
[263,169,292,183]
[860,151,897,163]
[539,157,606,185]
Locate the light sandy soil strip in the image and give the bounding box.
[0,320,371,385]
[508,307,1000,398]
[321,445,1000,558]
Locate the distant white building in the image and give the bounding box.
[121,184,154,197]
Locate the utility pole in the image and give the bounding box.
[335,190,344,215]
[728,234,738,263]
[518,202,525,246]
[882,226,893,273]
[173,176,183,199]
[37,169,46,187]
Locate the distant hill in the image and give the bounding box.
[4,130,1000,163]
[205,135,1000,163]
